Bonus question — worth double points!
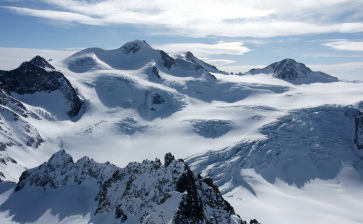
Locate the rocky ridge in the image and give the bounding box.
[0,56,83,118]
[13,150,244,224]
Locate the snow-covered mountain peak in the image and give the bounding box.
[47,149,74,165]
[0,58,83,119]
[185,51,197,61]
[184,51,222,73]
[244,58,339,84]
[63,40,227,78]
[29,55,55,71]
[64,41,166,71]
[120,39,152,54]
[270,58,312,79]
[15,61,41,73]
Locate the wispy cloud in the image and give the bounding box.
[309,61,363,71]
[154,42,248,68]
[303,53,363,58]
[4,6,102,25]
[154,42,250,57]
[218,65,267,73]
[322,40,363,51]
[2,0,363,38]
[203,59,236,66]
[309,61,363,80]
[0,47,76,70]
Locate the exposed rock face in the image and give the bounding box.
[164,152,175,167]
[0,83,44,182]
[245,58,339,84]
[0,84,30,118]
[122,42,142,54]
[185,51,220,72]
[29,55,55,71]
[0,107,44,150]
[160,50,175,70]
[0,56,83,118]
[270,58,313,80]
[15,149,114,191]
[354,115,363,150]
[0,62,61,94]
[15,150,243,223]
[121,40,151,54]
[151,66,161,79]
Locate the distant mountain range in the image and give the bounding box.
[240,58,339,84]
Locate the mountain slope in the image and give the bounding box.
[0,56,83,119]
[187,105,363,223]
[0,85,44,182]
[243,58,339,84]
[188,105,363,188]
[1,150,244,224]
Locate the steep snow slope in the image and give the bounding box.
[242,58,339,84]
[0,150,243,224]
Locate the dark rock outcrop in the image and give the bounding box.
[0,56,83,118]
[29,55,55,71]
[160,50,175,70]
[354,115,363,150]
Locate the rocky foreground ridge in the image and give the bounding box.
[10,150,244,224]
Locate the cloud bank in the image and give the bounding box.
[3,0,363,38]
[154,42,250,56]
[323,40,363,51]
[0,47,76,70]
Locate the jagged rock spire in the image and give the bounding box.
[29,55,55,70]
[164,152,175,167]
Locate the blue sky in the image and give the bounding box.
[1,0,363,80]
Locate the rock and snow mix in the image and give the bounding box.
[242,58,339,84]
[3,150,243,224]
[188,119,234,138]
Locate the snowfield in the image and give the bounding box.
[0,40,363,223]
